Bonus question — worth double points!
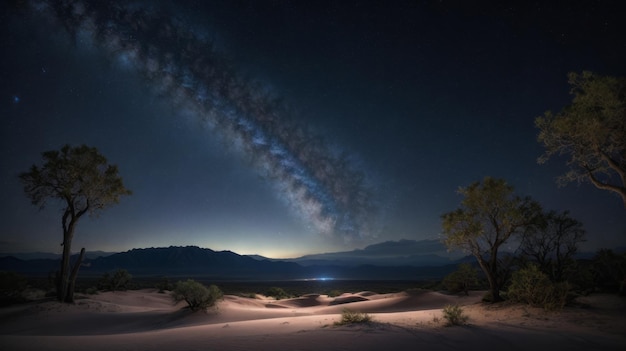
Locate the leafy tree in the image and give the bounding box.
[19,144,131,303]
[536,71,626,208]
[442,263,479,295]
[441,177,541,302]
[172,279,223,312]
[521,210,586,282]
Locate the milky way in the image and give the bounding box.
[23,0,379,243]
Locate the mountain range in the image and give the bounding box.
[0,240,462,280]
[275,239,462,267]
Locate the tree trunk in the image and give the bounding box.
[475,253,503,302]
[58,231,72,302]
[66,248,85,303]
[58,213,78,303]
[489,270,502,301]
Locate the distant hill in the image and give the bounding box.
[2,240,617,281]
[280,239,461,267]
[0,245,460,280]
[0,251,117,261]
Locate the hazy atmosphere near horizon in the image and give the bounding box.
[1,0,625,259]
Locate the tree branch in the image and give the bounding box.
[599,149,626,186]
[586,167,626,207]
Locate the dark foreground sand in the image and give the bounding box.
[1,289,625,351]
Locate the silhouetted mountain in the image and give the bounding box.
[245,254,271,261]
[0,250,117,260]
[0,256,59,275]
[284,239,460,267]
[0,245,461,280]
[80,246,304,279]
[8,242,613,281]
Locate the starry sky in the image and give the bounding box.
[1,0,625,258]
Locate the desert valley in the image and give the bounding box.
[1,285,625,350]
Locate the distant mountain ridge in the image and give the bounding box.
[1,239,618,280]
[268,239,461,267]
[0,251,117,261]
[0,243,462,280]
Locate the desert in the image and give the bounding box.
[1,288,625,351]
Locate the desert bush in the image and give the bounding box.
[481,291,504,303]
[327,289,342,297]
[591,249,626,294]
[237,292,257,298]
[156,276,172,293]
[507,264,569,310]
[334,308,372,325]
[442,304,468,326]
[442,263,479,295]
[21,288,46,300]
[172,279,223,312]
[265,286,290,300]
[0,271,29,305]
[0,271,28,296]
[566,261,595,295]
[98,269,132,291]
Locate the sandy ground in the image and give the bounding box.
[1,288,625,351]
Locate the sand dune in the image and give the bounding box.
[1,288,625,350]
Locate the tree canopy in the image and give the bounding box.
[536,71,626,208]
[521,210,586,282]
[441,177,541,302]
[19,144,131,302]
[20,144,131,215]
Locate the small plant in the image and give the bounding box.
[171,279,223,312]
[156,276,172,293]
[327,289,342,297]
[265,286,290,300]
[238,292,257,298]
[334,308,372,325]
[442,304,468,326]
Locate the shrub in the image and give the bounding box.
[265,286,290,300]
[98,269,132,291]
[334,308,372,325]
[442,263,479,295]
[156,276,172,293]
[327,289,342,297]
[237,292,257,299]
[172,279,223,312]
[507,264,569,310]
[442,304,468,326]
[0,272,31,306]
[0,271,28,298]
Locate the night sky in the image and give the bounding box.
[1,0,625,258]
